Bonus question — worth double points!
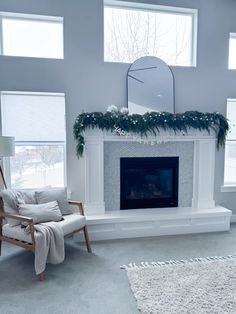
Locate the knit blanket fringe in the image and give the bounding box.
[120,253,236,270]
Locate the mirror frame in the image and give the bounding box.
[127,56,175,114]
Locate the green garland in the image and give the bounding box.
[73,111,229,158]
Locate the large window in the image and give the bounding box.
[224,99,236,186]
[229,33,236,69]
[104,0,197,66]
[0,92,66,189]
[0,12,63,59]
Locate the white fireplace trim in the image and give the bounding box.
[84,129,216,215]
[191,139,215,209]
[80,128,231,240]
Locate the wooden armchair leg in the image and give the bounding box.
[0,239,2,256]
[83,226,92,253]
[38,272,45,281]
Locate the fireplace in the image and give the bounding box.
[120,157,179,209]
[82,130,231,240]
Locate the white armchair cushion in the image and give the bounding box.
[59,213,86,236]
[2,224,31,243]
[19,201,62,224]
[35,188,73,215]
[2,214,86,243]
[0,190,36,227]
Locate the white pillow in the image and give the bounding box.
[35,188,73,215]
[19,201,62,225]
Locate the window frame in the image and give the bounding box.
[0,12,64,59]
[0,91,67,189]
[104,0,198,66]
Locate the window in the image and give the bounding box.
[224,99,236,186]
[0,12,63,59]
[0,92,66,189]
[229,33,236,69]
[104,0,197,66]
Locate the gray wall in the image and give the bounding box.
[0,0,236,211]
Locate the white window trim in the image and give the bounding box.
[221,185,236,193]
[104,0,197,15]
[0,12,64,59]
[0,91,67,189]
[1,91,65,97]
[104,0,198,67]
[0,11,63,23]
[230,32,236,39]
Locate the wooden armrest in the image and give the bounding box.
[68,200,85,216]
[68,200,82,206]
[0,212,34,224]
[0,212,35,246]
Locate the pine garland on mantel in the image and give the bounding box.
[73,111,229,158]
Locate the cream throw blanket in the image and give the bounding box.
[26,222,65,275]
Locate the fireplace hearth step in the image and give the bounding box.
[74,206,231,241]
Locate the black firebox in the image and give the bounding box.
[120,157,179,209]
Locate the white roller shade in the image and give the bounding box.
[2,15,63,59]
[229,33,236,69]
[1,92,66,142]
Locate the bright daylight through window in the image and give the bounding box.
[224,99,236,185]
[229,33,236,69]
[0,92,66,189]
[0,12,63,59]
[104,1,197,66]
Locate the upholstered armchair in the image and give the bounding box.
[0,189,91,281]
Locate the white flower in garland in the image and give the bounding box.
[120,107,129,115]
[107,104,118,113]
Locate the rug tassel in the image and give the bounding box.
[120,253,236,270]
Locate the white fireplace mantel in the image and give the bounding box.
[80,128,231,241]
[84,129,216,215]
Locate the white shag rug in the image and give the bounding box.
[122,255,236,314]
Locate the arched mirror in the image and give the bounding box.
[127,56,174,114]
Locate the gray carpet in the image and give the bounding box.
[1,225,236,314]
